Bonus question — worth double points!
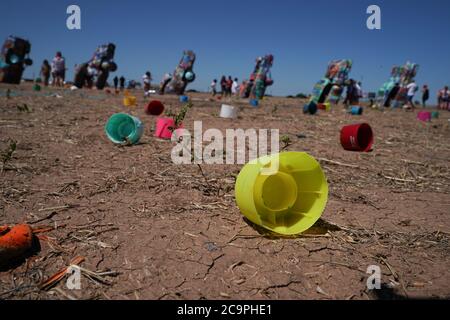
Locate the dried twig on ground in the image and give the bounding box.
[318,158,360,169]
[40,256,85,291]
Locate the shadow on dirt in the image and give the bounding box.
[369,284,449,300]
[242,217,341,239]
[0,235,41,272]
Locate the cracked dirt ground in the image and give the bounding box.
[1,83,449,299]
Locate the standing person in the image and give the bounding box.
[356,81,363,100]
[239,80,247,98]
[406,80,418,109]
[332,85,343,105]
[438,86,450,110]
[437,88,442,107]
[350,80,360,105]
[210,79,217,96]
[421,85,429,108]
[226,76,233,97]
[142,71,152,96]
[127,80,136,89]
[231,78,239,96]
[113,76,119,92]
[119,76,125,91]
[40,60,51,86]
[51,51,65,87]
[343,79,355,107]
[220,76,227,97]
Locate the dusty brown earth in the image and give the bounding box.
[0,83,449,300]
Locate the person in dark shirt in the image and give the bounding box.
[422,85,429,108]
[220,76,227,97]
[226,76,233,96]
[343,79,356,107]
[113,76,119,91]
[119,76,125,90]
[40,60,51,86]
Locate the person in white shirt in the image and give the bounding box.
[142,71,152,96]
[438,86,450,110]
[355,81,363,98]
[231,78,239,95]
[406,80,418,109]
[51,51,66,87]
[210,79,217,96]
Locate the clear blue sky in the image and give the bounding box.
[1,0,449,96]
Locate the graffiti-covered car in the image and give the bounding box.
[0,36,33,84]
[74,43,117,89]
[241,54,274,100]
[159,50,196,95]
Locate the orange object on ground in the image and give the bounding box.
[0,224,34,264]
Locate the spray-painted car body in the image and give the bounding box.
[378,62,419,107]
[159,50,196,95]
[307,59,352,107]
[241,54,274,99]
[74,43,117,89]
[0,36,33,84]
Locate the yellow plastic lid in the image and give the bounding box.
[235,152,328,235]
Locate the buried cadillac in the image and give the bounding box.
[0,36,33,84]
